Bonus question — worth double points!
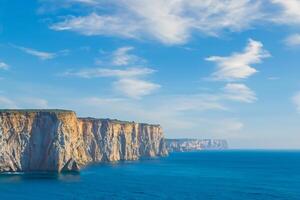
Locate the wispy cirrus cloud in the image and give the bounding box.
[62,45,160,99]
[64,67,159,99]
[284,34,300,47]
[206,39,270,81]
[43,0,300,46]
[70,0,98,5]
[223,83,257,103]
[111,46,143,66]
[0,62,9,70]
[113,78,160,99]
[49,0,263,45]
[12,45,56,60]
[11,44,69,60]
[63,67,154,78]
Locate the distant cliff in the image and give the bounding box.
[166,139,228,152]
[0,110,168,172]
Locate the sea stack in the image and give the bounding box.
[0,109,168,172]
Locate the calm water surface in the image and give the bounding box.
[0,151,299,200]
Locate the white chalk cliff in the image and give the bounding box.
[0,110,168,172]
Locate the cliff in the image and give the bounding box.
[166,139,228,152]
[0,110,167,172]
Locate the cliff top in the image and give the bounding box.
[79,117,160,126]
[0,110,160,126]
[0,109,74,114]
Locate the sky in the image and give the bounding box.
[0,0,300,149]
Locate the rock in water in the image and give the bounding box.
[166,139,228,152]
[0,110,168,172]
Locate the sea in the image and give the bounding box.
[0,150,299,200]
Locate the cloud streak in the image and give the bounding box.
[113,78,160,99]
[0,62,9,70]
[50,0,263,45]
[12,45,56,60]
[206,39,270,81]
[284,34,300,47]
[111,46,142,66]
[223,83,257,103]
[11,44,70,60]
[63,67,160,99]
[62,45,160,99]
[63,67,155,78]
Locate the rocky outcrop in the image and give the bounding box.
[0,110,168,172]
[166,139,228,152]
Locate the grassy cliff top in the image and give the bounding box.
[0,109,75,113]
[78,117,160,126]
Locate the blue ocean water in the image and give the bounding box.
[0,151,299,200]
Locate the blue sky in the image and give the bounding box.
[1,0,300,149]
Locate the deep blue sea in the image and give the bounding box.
[0,151,299,200]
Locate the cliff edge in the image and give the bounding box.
[0,110,168,172]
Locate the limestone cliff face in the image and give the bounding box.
[0,110,167,172]
[78,118,168,163]
[166,139,228,152]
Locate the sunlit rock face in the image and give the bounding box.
[166,139,228,152]
[78,118,168,163]
[0,110,168,172]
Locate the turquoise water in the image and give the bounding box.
[0,151,299,199]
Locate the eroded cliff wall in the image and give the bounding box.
[78,118,168,163]
[0,110,167,172]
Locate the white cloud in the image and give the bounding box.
[223,83,257,103]
[284,34,300,46]
[0,62,9,70]
[70,0,98,5]
[51,13,140,39]
[271,0,300,25]
[96,46,144,67]
[96,46,146,67]
[12,45,56,60]
[61,44,160,99]
[11,44,70,60]
[292,92,300,112]
[50,0,263,45]
[113,78,160,99]
[111,46,140,66]
[63,67,154,78]
[63,67,159,99]
[206,39,270,81]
